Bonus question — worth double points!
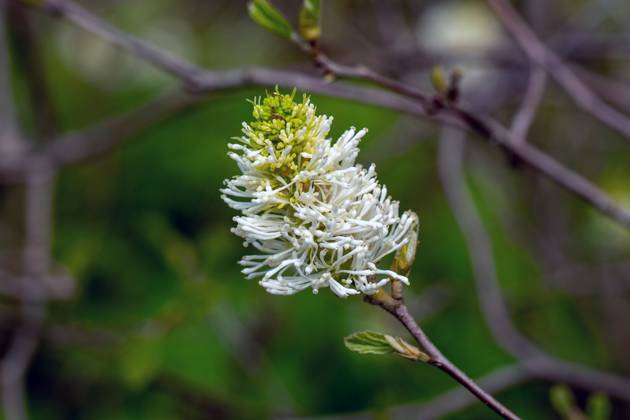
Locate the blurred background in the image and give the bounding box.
[1,0,630,418]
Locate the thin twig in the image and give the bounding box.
[571,65,630,113]
[366,292,519,420]
[411,365,528,420]
[510,67,547,144]
[1,5,59,417]
[438,127,542,359]
[1,161,53,420]
[0,303,43,420]
[393,303,519,420]
[46,90,199,165]
[438,126,630,403]
[488,0,630,140]
[39,0,204,85]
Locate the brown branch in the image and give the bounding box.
[438,126,630,404]
[487,0,630,140]
[46,90,200,165]
[0,303,43,420]
[394,303,519,419]
[411,365,528,420]
[0,70,426,183]
[1,4,60,417]
[510,66,547,144]
[38,0,204,86]
[571,65,630,113]
[484,120,630,229]
[438,127,542,359]
[1,161,53,420]
[16,0,630,231]
[366,292,519,419]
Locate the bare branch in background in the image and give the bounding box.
[11,0,630,232]
[38,0,204,85]
[438,127,541,359]
[1,162,53,420]
[435,126,630,415]
[0,303,43,420]
[410,365,528,420]
[488,0,630,140]
[0,4,60,418]
[0,0,26,162]
[46,90,200,165]
[510,67,547,144]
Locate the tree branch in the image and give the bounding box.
[1,161,52,420]
[510,66,547,144]
[38,0,204,86]
[411,365,528,420]
[487,0,630,140]
[366,291,519,419]
[1,4,59,417]
[438,126,630,405]
[15,0,630,231]
[393,303,519,419]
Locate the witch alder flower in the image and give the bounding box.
[221,90,417,297]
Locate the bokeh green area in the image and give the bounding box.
[4,1,630,419]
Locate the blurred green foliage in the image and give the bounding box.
[3,0,630,419]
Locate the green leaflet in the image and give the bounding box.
[248,0,293,38]
[344,331,429,362]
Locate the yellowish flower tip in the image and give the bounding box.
[246,89,323,177]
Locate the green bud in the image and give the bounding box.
[431,65,447,94]
[299,0,321,41]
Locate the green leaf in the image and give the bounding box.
[586,392,611,420]
[344,331,393,355]
[299,0,321,41]
[248,0,293,39]
[344,331,429,362]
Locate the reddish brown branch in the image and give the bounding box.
[366,293,519,419]
[392,303,520,419]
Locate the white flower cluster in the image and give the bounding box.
[221,90,417,297]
